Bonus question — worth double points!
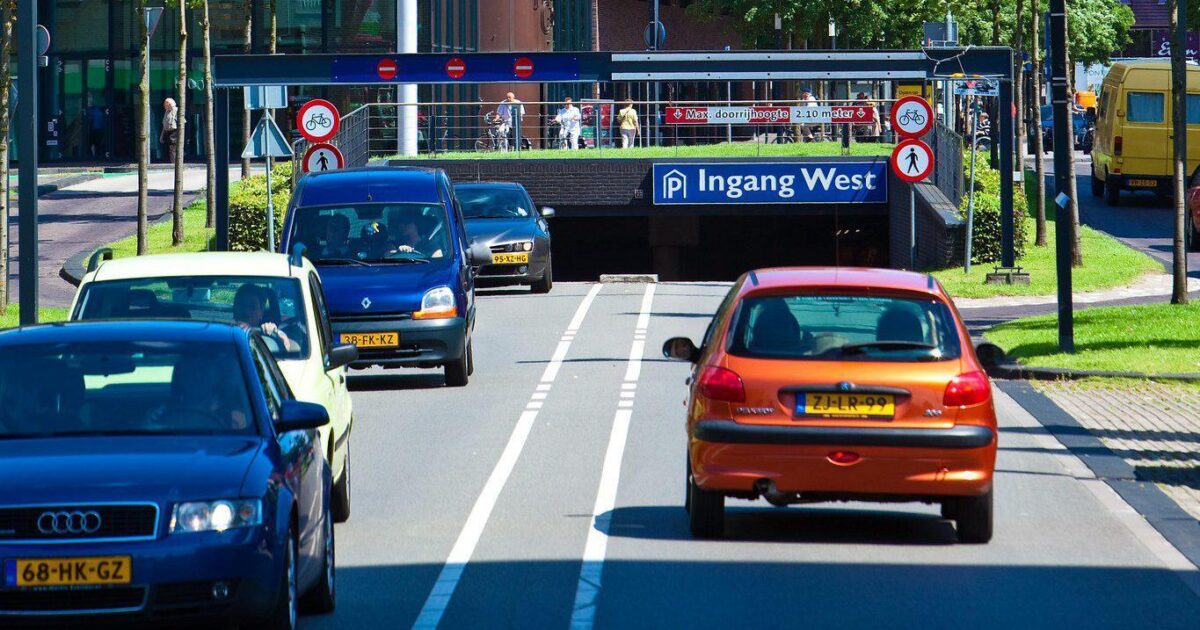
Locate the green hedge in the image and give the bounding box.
[229,161,294,252]
[959,152,1027,265]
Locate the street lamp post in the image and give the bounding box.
[16,0,37,324]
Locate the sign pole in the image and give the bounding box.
[965,99,980,273]
[262,111,275,252]
[17,0,38,324]
[910,187,917,270]
[1049,0,1074,352]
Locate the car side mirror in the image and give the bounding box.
[276,400,329,432]
[467,242,493,266]
[326,343,358,371]
[663,337,701,363]
[974,342,1006,367]
[540,207,556,219]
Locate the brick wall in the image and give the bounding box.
[888,170,964,270]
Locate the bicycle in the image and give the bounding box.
[898,109,926,127]
[306,112,332,131]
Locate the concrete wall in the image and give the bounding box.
[887,170,964,271]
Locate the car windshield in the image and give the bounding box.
[457,187,532,219]
[728,294,962,362]
[0,341,255,438]
[290,203,452,264]
[75,276,310,360]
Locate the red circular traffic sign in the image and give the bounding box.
[445,57,466,79]
[296,99,340,143]
[377,58,397,80]
[302,143,344,174]
[891,139,935,183]
[890,95,935,138]
[513,56,534,79]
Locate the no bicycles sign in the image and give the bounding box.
[890,95,934,138]
[297,99,340,143]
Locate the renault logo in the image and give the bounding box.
[37,511,102,535]
[361,297,372,310]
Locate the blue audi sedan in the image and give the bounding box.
[0,321,334,627]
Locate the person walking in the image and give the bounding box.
[617,100,639,148]
[554,97,582,150]
[496,92,525,151]
[794,90,818,142]
[160,98,179,162]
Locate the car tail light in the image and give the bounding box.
[1114,135,1122,156]
[943,370,991,407]
[696,366,745,402]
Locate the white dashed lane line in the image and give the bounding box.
[411,284,604,630]
[569,284,656,630]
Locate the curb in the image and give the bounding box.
[998,381,1200,569]
[13,172,104,197]
[985,360,1200,383]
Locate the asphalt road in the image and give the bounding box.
[306,281,1200,630]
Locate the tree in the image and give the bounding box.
[1030,0,1047,247]
[1061,3,1082,266]
[1170,0,1189,305]
[0,0,12,312]
[199,0,216,230]
[172,0,188,247]
[137,0,150,255]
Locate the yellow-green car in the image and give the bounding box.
[69,251,357,522]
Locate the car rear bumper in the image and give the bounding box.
[690,420,996,498]
[0,528,280,624]
[1104,174,1171,193]
[332,316,466,368]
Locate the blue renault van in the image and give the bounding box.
[281,167,491,386]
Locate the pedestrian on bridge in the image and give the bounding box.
[497,92,525,151]
[617,101,640,148]
[555,98,582,150]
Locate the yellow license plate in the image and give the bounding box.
[339,332,399,348]
[491,253,530,265]
[7,556,132,587]
[798,393,895,419]
[1128,179,1157,188]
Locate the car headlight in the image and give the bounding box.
[171,499,262,534]
[517,240,533,252]
[414,286,457,320]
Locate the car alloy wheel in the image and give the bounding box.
[268,526,298,630]
[302,503,337,613]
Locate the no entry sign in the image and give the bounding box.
[296,99,340,143]
[513,57,534,79]
[890,95,934,138]
[445,57,466,79]
[377,58,397,80]
[664,105,875,125]
[891,139,934,183]
[302,143,344,174]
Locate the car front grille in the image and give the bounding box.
[0,504,158,543]
[0,586,146,614]
[333,311,413,324]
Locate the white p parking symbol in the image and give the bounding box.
[662,169,687,200]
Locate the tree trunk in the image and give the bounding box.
[138,0,150,255]
[241,0,251,178]
[202,0,216,231]
[269,0,277,54]
[0,0,13,312]
[1062,5,1082,266]
[1014,0,1027,208]
[1171,0,1190,304]
[172,0,188,246]
[1031,0,1048,247]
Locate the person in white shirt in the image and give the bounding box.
[554,97,582,150]
[496,92,525,151]
[795,90,818,142]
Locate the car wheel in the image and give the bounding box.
[266,522,298,630]
[688,476,724,538]
[301,504,337,614]
[531,258,553,294]
[332,441,351,524]
[1090,172,1103,197]
[444,341,470,387]
[1104,176,1121,206]
[466,340,475,377]
[940,500,958,520]
[1190,217,1200,252]
[953,488,994,544]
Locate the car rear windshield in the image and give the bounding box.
[0,341,255,438]
[728,294,962,362]
[290,203,452,264]
[457,187,533,219]
[75,276,309,360]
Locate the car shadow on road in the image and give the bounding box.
[346,372,446,391]
[601,505,958,546]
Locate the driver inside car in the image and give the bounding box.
[233,285,300,353]
[387,213,443,258]
[146,354,251,431]
[322,213,354,259]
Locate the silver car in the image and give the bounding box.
[457,182,555,293]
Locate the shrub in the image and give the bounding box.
[959,151,1027,265]
[229,161,294,252]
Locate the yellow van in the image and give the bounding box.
[1091,60,1200,206]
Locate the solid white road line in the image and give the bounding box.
[569,284,655,630]
[411,284,604,630]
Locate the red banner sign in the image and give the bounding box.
[665,105,876,125]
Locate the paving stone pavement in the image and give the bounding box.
[1037,380,1200,521]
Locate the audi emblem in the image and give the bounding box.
[37,510,102,535]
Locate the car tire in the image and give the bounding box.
[1104,176,1121,206]
[1090,172,1103,197]
[466,339,475,377]
[332,441,351,524]
[940,500,958,520]
[445,341,470,387]
[266,522,298,630]
[688,476,724,538]
[301,504,336,614]
[531,259,553,294]
[953,488,994,544]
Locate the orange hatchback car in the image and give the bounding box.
[664,268,998,543]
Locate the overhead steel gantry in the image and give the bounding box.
[211,48,1016,265]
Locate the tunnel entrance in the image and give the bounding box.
[550,214,889,282]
